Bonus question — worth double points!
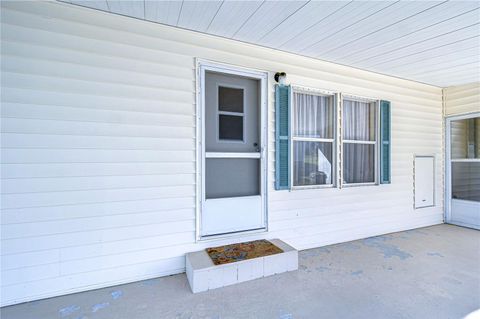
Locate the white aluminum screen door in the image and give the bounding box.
[446,113,480,230]
[199,62,267,237]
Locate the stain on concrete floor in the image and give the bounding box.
[1,224,479,319]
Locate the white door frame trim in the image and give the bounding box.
[195,58,269,241]
[445,111,480,224]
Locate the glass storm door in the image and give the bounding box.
[201,71,265,237]
[447,114,480,230]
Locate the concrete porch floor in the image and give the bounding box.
[2,224,479,319]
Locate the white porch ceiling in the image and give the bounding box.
[63,0,480,87]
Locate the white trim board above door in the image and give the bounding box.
[196,59,269,240]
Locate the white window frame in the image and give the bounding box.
[341,94,380,187]
[290,86,337,190]
[216,84,246,144]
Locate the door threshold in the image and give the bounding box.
[198,227,267,242]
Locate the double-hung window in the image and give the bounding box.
[342,98,378,185]
[292,90,335,187]
[275,85,390,190]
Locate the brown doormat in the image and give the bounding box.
[206,239,283,265]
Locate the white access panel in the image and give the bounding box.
[414,156,435,209]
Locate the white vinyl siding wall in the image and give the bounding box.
[1,1,444,306]
[444,82,480,116]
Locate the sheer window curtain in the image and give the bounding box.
[293,92,334,186]
[343,100,376,184]
[294,93,332,138]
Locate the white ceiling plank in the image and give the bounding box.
[315,1,446,60]
[390,61,480,87]
[416,72,480,87]
[361,25,480,69]
[405,61,480,78]
[232,1,308,43]
[400,65,480,86]
[309,1,438,58]
[107,0,145,19]
[387,47,480,75]
[144,1,182,25]
[340,3,480,64]
[62,0,480,86]
[259,1,350,48]
[206,1,263,38]
[177,0,222,32]
[365,36,480,79]
[285,1,397,54]
[70,0,109,11]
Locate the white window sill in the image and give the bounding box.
[342,182,378,188]
[291,184,335,191]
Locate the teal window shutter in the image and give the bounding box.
[380,100,391,184]
[275,84,291,190]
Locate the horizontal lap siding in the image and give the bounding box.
[0,2,198,306]
[1,1,443,306]
[444,82,480,116]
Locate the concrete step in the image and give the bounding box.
[186,239,298,293]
